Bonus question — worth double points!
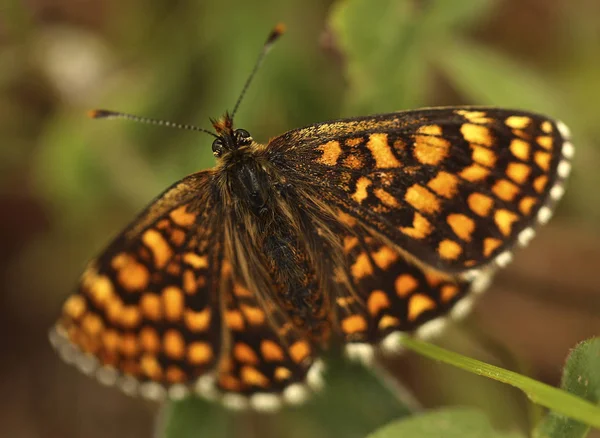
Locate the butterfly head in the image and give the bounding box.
[210,112,253,158]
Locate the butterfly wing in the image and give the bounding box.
[330,213,472,348]
[50,170,322,408]
[269,107,572,276]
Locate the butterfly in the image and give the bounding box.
[49,24,573,412]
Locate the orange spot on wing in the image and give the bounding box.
[63,295,86,320]
[467,193,493,217]
[261,340,285,362]
[240,304,265,325]
[316,140,342,166]
[351,252,374,280]
[378,315,401,330]
[447,213,475,241]
[492,179,520,201]
[367,133,401,168]
[506,162,531,184]
[459,163,490,182]
[140,293,162,321]
[368,290,391,316]
[337,210,357,227]
[187,342,213,365]
[494,209,519,236]
[405,184,440,214]
[102,329,120,352]
[274,366,292,381]
[483,237,503,257]
[407,294,436,321]
[345,137,363,147]
[352,177,372,204]
[400,212,432,239]
[142,229,172,269]
[509,139,530,160]
[536,136,553,150]
[166,366,186,383]
[505,115,531,130]
[112,253,150,291]
[440,284,459,302]
[162,286,184,321]
[169,205,196,227]
[163,329,185,360]
[519,196,537,215]
[241,366,269,387]
[471,144,496,167]
[341,314,368,334]
[184,308,211,332]
[395,274,418,297]
[534,151,551,171]
[139,327,160,353]
[218,374,242,391]
[438,239,463,260]
[461,123,494,147]
[225,310,245,330]
[456,110,492,124]
[140,354,162,379]
[371,246,399,270]
[533,175,548,193]
[289,341,311,364]
[413,125,450,165]
[541,121,553,134]
[427,171,459,199]
[183,253,208,269]
[81,313,103,336]
[234,343,260,365]
[374,188,400,208]
[120,305,141,329]
[343,154,363,169]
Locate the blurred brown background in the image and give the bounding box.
[1,0,599,437]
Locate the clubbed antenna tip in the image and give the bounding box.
[266,23,286,46]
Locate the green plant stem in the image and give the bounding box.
[400,336,600,430]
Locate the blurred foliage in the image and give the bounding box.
[367,407,524,438]
[1,0,600,437]
[535,338,600,438]
[160,357,412,438]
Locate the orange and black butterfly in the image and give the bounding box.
[50,25,573,411]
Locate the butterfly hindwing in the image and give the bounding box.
[330,215,471,347]
[270,107,572,275]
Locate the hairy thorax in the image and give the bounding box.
[216,143,339,344]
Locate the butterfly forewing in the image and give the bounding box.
[270,107,572,274]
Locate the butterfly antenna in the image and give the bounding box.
[88,109,218,138]
[230,23,285,120]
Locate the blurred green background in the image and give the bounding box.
[1,0,600,437]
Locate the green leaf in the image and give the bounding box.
[399,336,600,430]
[534,338,600,438]
[436,39,565,115]
[159,397,235,438]
[367,407,524,438]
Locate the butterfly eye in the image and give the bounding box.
[212,138,224,157]
[235,128,252,144]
